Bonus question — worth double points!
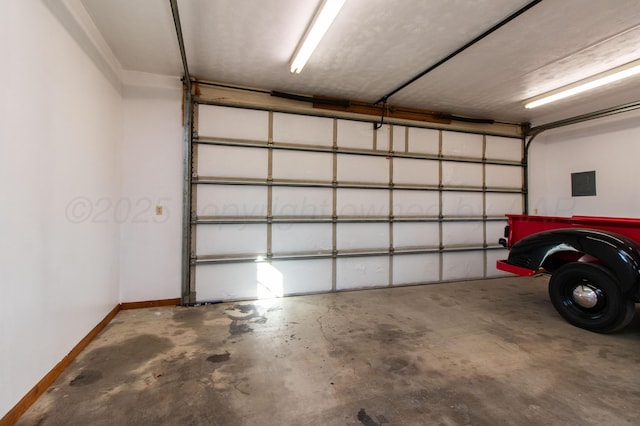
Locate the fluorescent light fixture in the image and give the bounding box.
[524,59,640,109]
[290,0,346,74]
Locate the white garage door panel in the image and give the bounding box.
[442,162,483,187]
[393,222,439,248]
[376,125,392,152]
[337,154,389,183]
[408,127,439,155]
[273,150,333,181]
[442,192,483,217]
[197,260,335,302]
[196,185,267,217]
[337,223,389,250]
[337,119,373,149]
[391,126,405,151]
[393,254,439,285]
[485,135,522,162]
[196,263,259,301]
[486,193,522,216]
[442,131,483,158]
[272,223,332,253]
[486,249,511,277]
[197,224,266,255]
[270,259,333,295]
[337,256,389,290]
[393,190,439,217]
[442,222,484,246]
[198,105,268,141]
[272,187,332,217]
[273,113,333,146]
[394,158,439,185]
[486,221,508,244]
[198,145,267,178]
[485,165,522,189]
[337,189,389,217]
[442,251,484,281]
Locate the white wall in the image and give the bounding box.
[529,108,640,217]
[0,0,122,418]
[119,78,183,302]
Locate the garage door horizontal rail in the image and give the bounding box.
[193,177,522,193]
[194,215,510,225]
[193,244,504,265]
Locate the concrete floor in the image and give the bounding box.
[18,277,640,425]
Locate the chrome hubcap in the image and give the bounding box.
[572,284,599,308]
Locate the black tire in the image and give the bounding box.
[548,263,635,333]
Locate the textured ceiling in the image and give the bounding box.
[81,0,640,125]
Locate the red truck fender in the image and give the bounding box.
[499,228,640,297]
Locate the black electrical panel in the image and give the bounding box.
[571,170,596,197]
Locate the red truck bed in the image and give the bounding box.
[498,214,640,276]
[505,214,640,247]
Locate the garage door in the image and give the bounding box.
[188,104,523,302]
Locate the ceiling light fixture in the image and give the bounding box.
[290,0,345,74]
[524,59,640,109]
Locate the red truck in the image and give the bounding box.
[497,214,640,333]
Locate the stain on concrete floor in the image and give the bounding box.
[17,277,640,425]
[207,352,231,363]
